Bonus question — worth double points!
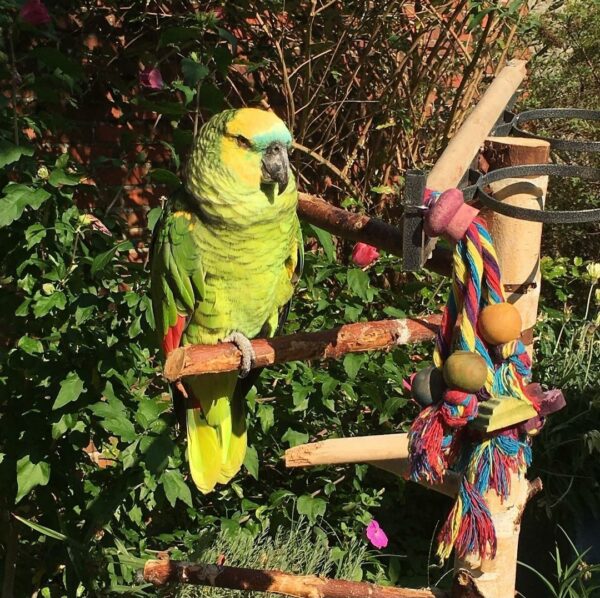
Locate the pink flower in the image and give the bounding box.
[351,242,380,267]
[366,520,388,549]
[20,0,51,26]
[139,67,164,90]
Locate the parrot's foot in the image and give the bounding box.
[223,331,256,378]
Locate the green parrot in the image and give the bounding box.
[150,108,303,494]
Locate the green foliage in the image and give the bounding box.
[530,256,600,525]
[519,527,600,598]
[177,519,378,597]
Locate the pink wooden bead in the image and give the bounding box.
[424,188,479,243]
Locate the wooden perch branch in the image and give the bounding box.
[143,558,447,597]
[285,434,460,498]
[297,193,453,276]
[164,314,441,381]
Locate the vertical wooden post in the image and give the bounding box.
[452,137,550,596]
[480,137,551,356]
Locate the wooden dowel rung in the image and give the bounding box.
[285,434,460,498]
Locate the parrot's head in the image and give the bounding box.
[223,108,292,194]
[188,108,294,200]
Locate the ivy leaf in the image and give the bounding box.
[309,224,335,262]
[243,445,259,480]
[0,140,34,168]
[147,207,162,233]
[91,241,132,277]
[347,268,370,300]
[53,371,85,410]
[161,469,193,507]
[16,456,50,503]
[281,428,308,448]
[343,353,367,380]
[258,404,275,434]
[48,169,81,187]
[297,495,326,523]
[101,417,136,442]
[25,223,46,249]
[33,291,67,318]
[17,335,43,355]
[171,81,195,106]
[150,169,181,189]
[51,413,77,439]
[370,185,394,194]
[0,184,51,228]
[181,58,209,87]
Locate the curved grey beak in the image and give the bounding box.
[261,143,289,194]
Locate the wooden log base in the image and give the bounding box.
[143,558,448,597]
[164,314,442,380]
[451,570,485,598]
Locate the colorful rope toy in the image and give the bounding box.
[407,189,565,562]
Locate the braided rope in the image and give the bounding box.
[409,214,537,561]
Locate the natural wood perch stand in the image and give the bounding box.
[143,558,448,597]
[164,314,441,380]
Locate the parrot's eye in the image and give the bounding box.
[235,135,252,149]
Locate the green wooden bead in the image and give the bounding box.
[411,366,446,407]
[443,351,488,393]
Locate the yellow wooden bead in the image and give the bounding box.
[443,351,488,393]
[479,303,522,345]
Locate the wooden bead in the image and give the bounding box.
[443,351,488,393]
[479,303,522,345]
[411,366,445,407]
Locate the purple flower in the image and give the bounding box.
[366,520,388,549]
[20,0,51,26]
[139,67,164,90]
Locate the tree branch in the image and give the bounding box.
[143,558,448,597]
[297,193,453,276]
[164,314,441,380]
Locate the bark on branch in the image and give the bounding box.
[297,193,453,276]
[143,558,448,597]
[164,314,442,381]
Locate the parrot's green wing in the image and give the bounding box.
[150,199,205,350]
[150,198,224,492]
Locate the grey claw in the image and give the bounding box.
[223,331,256,378]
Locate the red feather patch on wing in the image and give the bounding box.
[162,315,186,355]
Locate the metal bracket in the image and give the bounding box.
[402,107,600,271]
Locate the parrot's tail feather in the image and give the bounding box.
[186,408,221,494]
[186,372,247,492]
[218,396,247,483]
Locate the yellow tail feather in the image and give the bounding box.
[217,396,247,483]
[186,408,222,494]
[185,372,247,492]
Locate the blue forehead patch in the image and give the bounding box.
[251,125,292,150]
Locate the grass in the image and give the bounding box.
[173,519,376,597]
